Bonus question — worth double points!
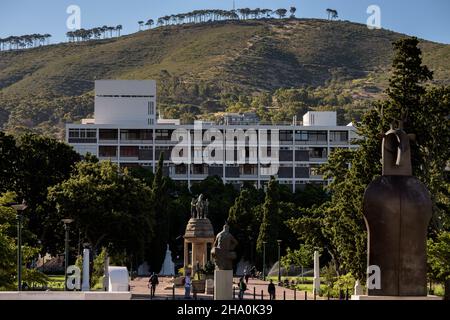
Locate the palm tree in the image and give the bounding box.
[290,7,297,18]
[138,21,144,31]
[116,25,123,37]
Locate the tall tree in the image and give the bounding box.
[288,37,450,280]
[256,177,280,266]
[14,134,80,250]
[146,153,169,272]
[0,132,20,194]
[228,187,261,263]
[47,161,154,260]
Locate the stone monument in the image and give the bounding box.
[211,223,238,300]
[312,250,320,295]
[361,121,432,297]
[159,244,175,276]
[184,194,215,278]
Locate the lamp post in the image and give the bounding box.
[62,218,74,291]
[262,241,267,281]
[9,200,28,291]
[277,240,282,284]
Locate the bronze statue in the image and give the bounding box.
[211,224,238,270]
[190,194,209,219]
[196,194,204,219]
[190,198,197,218]
[363,120,432,296]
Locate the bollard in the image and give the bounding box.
[261,290,264,300]
[304,291,307,300]
[283,291,286,300]
[314,291,316,301]
[346,289,349,301]
[294,288,296,300]
[327,291,330,300]
[253,287,256,300]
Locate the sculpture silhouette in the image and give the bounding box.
[363,121,432,296]
[211,224,238,270]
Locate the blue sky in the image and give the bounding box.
[1,0,449,44]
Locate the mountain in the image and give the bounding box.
[1,18,449,138]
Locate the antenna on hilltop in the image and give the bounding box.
[233,0,235,11]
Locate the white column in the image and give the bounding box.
[82,248,90,291]
[104,256,110,291]
[313,250,320,295]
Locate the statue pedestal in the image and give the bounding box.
[351,295,442,300]
[214,270,233,300]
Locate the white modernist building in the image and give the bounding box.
[66,80,357,191]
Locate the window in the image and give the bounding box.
[120,146,139,158]
[99,129,118,140]
[308,131,327,142]
[175,165,187,174]
[280,130,293,142]
[156,130,171,140]
[330,131,348,142]
[99,146,117,157]
[68,129,97,143]
[295,131,308,141]
[148,101,155,115]
[309,148,327,159]
[120,129,152,141]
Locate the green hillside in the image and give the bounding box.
[1,18,449,138]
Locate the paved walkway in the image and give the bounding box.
[130,277,322,300]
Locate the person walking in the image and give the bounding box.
[238,277,247,300]
[184,274,192,299]
[268,279,276,300]
[244,269,250,284]
[148,272,159,299]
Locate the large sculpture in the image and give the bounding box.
[191,194,208,219]
[363,121,432,296]
[211,224,238,270]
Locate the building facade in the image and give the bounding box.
[66,81,357,191]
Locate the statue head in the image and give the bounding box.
[382,121,413,176]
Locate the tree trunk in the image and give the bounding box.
[444,279,450,300]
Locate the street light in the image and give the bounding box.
[262,241,267,281]
[277,240,282,284]
[62,218,74,291]
[9,200,28,291]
